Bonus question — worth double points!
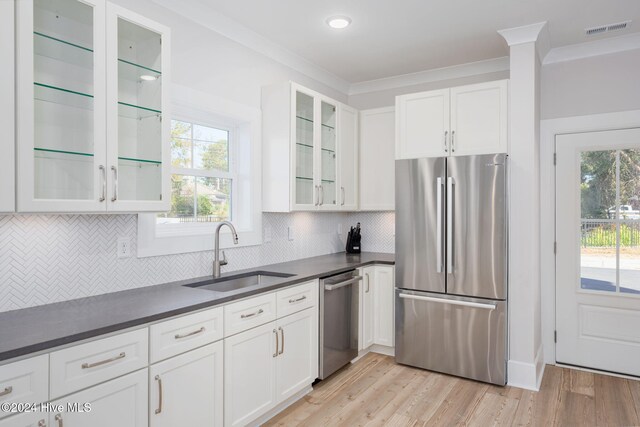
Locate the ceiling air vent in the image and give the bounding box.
[585,21,631,36]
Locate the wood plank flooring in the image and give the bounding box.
[264,353,640,427]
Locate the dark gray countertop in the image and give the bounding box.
[0,252,394,362]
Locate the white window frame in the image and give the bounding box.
[138,85,262,257]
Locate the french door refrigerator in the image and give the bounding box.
[395,154,508,385]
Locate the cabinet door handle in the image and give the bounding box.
[278,326,284,355]
[365,273,370,293]
[174,326,205,339]
[81,352,126,369]
[273,329,278,358]
[54,414,63,427]
[240,308,263,319]
[154,375,163,414]
[110,166,118,202]
[99,165,106,202]
[38,420,46,427]
[314,185,319,206]
[444,130,448,153]
[451,130,455,153]
[0,386,12,397]
[289,295,307,304]
[341,187,345,206]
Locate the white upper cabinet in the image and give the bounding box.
[395,80,508,159]
[449,80,508,156]
[0,0,15,213]
[262,82,358,212]
[359,107,395,211]
[15,0,169,213]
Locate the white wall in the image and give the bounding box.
[541,48,640,120]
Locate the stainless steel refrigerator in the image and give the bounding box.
[395,153,508,385]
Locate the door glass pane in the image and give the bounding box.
[117,18,162,201]
[33,0,94,200]
[320,101,337,206]
[295,91,314,205]
[580,150,617,292]
[619,148,640,294]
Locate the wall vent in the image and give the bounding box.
[585,21,631,36]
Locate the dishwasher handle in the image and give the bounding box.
[324,275,362,291]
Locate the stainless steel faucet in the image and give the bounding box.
[213,221,239,278]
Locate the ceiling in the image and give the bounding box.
[170,0,640,84]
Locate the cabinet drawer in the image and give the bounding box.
[50,328,148,399]
[0,355,48,420]
[150,306,223,363]
[276,280,317,318]
[224,293,276,337]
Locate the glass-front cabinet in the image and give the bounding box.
[16,0,169,212]
[291,86,339,210]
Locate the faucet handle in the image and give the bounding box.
[220,250,228,266]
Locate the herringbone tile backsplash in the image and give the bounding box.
[0,212,394,312]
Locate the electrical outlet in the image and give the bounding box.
[288,226,295,241]
[117,237,131,258]
[264,226,272,243]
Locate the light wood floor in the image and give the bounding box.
[265,353,640,427]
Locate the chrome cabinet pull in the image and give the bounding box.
[273,329,278,358]
[0,386,12,397]
[38,420,46,427]
[444,131,448,153]
[451,130,455,153]
[241,308,264,319]
[341,187,345,206]
[81,352,126,369]
[365,273,370,293]
[110,166,118,202]
[54,414,63,427]
[174,326,205,339]
[288,295,307,304]
[154,375,163,414]
[278,326,284,355]
[447,177,454,274]
[99,165,106,202]
[436,177,444,273]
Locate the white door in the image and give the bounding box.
[0,412,47,427]
[450,80,508,156]
[338,103,358,211]
[48,369,148,427]
[276,308,318,401]
[373,266,395,347]
[359,107,395,211]
[150,342,223,427]
[556,128,640,376]
[361,266,375,349]
[396,89,450,159]
[224,321,277,427]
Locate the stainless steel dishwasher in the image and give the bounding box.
[319,269,362,380]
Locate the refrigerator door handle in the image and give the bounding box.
[399,293,496,310]
[447,176,454,274]
[436,177,444,273]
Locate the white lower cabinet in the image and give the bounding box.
[360,266,375,350]
[224,306,318,427]
[359,265,395,350]
[0,412,47,427]
[48,369,148,427]
[150,341,223,427]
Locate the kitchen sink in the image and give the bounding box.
[184,271,295,293]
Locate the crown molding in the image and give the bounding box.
[543,31,640,65]
[151,0,351,94]
[498,22,549,61]
[348,56,510,95]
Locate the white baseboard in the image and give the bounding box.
[352,345,395,364]
[507,345,545,391]
[249,386,312,426]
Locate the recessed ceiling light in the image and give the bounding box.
[140,74,157,81]
[326,16,351,29]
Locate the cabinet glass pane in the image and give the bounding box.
[117,18,162,201]
[320,101,337,206]
[295,91,314,205]
[33,0,94,200]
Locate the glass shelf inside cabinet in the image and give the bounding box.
[118,102,161,120]
[34,82,93,109]
[118,59,161,83]
[118,156,161,165]
[34,31,93,69]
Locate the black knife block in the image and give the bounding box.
[346,229,361,254]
